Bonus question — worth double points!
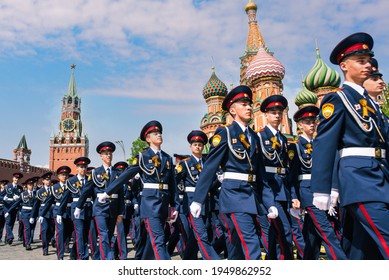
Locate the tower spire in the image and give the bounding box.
[67,64,77,97]
[244,0,265,55]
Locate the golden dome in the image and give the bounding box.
[245,0,257,12]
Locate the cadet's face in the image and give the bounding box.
[43,178,50,186]
[340,54,371,85]
[190,142,204,156]
[363,75,385,98]
[146,131,163,146]
[77,165,87,176]
[265,109,283,129]
[27,184,33,190]
[58,173,68,183]
[230,101,252,125]
[100,151,113,166]
[12,177,18,184]
[298,118,317,136]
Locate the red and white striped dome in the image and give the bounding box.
[246,47,285,83]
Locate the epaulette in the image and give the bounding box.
[182,157,191,162]
[328,87,344,94]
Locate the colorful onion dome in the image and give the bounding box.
[245,0,257,12]
[202,67,228,100]
[294,82,318,108]
[245,47,285,83]
[304,48,341,91]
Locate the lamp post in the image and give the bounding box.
[115,140,126,161]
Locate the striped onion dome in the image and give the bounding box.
[202,67,228,100]
[246,47,285,83]
[304,48,341,91]
[295,82,318,108]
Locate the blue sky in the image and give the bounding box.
[1,0,388,167]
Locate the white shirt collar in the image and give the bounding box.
[300,135,313,143]
[233,120,248,133]
[344,81,365,96]
[77,175,85,181]
[192,154,202,162]
[266,124,279,136]
[150,147,161,155]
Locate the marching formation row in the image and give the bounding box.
[1,31,389,260]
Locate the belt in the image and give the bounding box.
[339,147,386,159]
[73,198,92,202]
[6,198,14,202]
[298,174,311,181]
[96,193,118,199]
[143,183,168,190]
[22,206,33,210]
[185,187,196,192]
[55,202,71,207]
[265,166,286,175]
[223,172,257,182]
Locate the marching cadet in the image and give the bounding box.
[98,121,180,260]
[175,130,221,260]
[85,166,100,260]
[51,166,74,260]
[288,106,347,260]
[32,172,55,255]
[3,173,23,245]
[190,85,277,260]
[75,142,124,260]
[311,32,389,259]
[363,58,386,104]
[0,179,9,243]
[113,160,132,260]
[4,177,37,250]
[60,157,93,260]
[258,94,299,260]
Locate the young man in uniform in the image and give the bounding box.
[311,32,389,259]
[98,121,180,260]
[190,85,277,260]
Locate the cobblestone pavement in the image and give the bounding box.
[0,220,181,260]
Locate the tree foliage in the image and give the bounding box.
[128,137,148,164]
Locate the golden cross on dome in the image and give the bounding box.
[71,64,76,69]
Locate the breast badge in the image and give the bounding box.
[212,135,221,147]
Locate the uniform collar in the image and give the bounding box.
[344,81,365,97]
[150,147,162,155]
[233,120,248,133]
[266,124,279,136]
[191,154,202,162]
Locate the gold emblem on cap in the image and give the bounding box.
[322,103,334,119]
[372,67,377,71]
[212,135,221,147]
[362,44,368,50]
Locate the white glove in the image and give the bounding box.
[170,210,179,223]
[190,201,202,218]
[217,173,224,183]
[313,193,331,210]
[98,192,109,203]
[74,207,81,219]
[4,212,9,218]
[56,215,62,224]
[38,216,43,223]
[328,206,337,217]
[330,189,339,207]
[13,194,19,200]
[29,218,35,224]
[267,206,279,219]
[133,204,139,211]
[134,173,140,180]
[289,208,301,219]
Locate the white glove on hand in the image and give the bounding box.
[4,212,9,218]
[267,206,279,219]
[328,206,338,217]
[133,204,139,211]
[13,194,19,200]
[134,173,140,180]
[217,174,224,183]
[289,208,301,219]
[38,216,43,223]
[171,210,179,223]
[190,202,202,218]
[29,218,35,224]
[313,193,331,210]
[74,207,81,219]
[98,192,109,203]
[330,189,339,207]
[56,215,62,224]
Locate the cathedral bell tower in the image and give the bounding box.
[49,64,89,172]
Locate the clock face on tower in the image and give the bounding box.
[62,118,76,132]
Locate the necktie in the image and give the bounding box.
[107,168,111,178]
[157,151,162,162]
[244,128,251,144]
[81,179,84,186]
[199,159,203,168]
[276,131,281,145]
